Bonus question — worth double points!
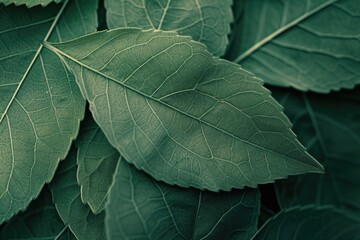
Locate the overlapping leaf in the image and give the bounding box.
[0,0,62,7]
[106,159,260,240]
[75,115,119,214]
[51,149,106,240]
[0,187,75,240]
[105,0,233,56]
[252,206,360,240]
[0,0,98,223]
[44,28,323,191]
[272,87,360,214]
[230,0,360,92]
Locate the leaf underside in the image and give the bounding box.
[106,159,260,240]
[51,148,106,240]
[232,0,360,93]
[272,87,360,214]
[45,28,323,192]
[75,115,119,214]
[0,0,98,223]
[105,0,233,56]
[252,206,360,240]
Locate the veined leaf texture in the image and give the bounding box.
[0,0,98,223]
[44,28,323,191]
[106,159,260,240]
[105,0,233,56]
[51,148,106,240]
[75,115,120,214]
[229,0,360,93]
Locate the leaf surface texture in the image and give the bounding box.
[51,149,106,240]
[105,0,233,56]
[45,28,324,191]
[231,0,360,92]
[0,0,98,223]
[106,159,260,240]
[75,115,119,214]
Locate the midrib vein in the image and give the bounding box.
[234,0,339,63]
[44,43,323,170]
[0,0,70,124]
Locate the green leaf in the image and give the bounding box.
[272,87,360,214]
[106,159,260,240]
[252,206,360,239]
[0,0,62,7]
[44,28,323,191]
[230,0,360,93]
[75,115,119,214]
[0,0,98,223]
[224,0,245,60]
[0,187,75,240]
[51,148,106,240]
[105,0,233,56]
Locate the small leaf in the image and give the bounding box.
[252,206,360,240]
[105,0,233,56]
[106,159,260,240]
[0,0,98,223]
[0,187,75,240]
[0,0,62,7]
[272,87,360,214]
[230,0,360,93]
[75,115,119,214]
[44,28,323,191]
[51,148,106,240]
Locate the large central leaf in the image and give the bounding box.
[44,28,323,191]
[0,0,98,223]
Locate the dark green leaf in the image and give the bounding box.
[51,149,106,240]
[44,28,323,191]
[0,0,98,223]
[106,159,260,240]
[231,0,360,93]
[75,115,119,214]
[252,206,360,240]
[0,187,75,240]
[0,0,62,7]
[272,87,360,214]
[105,0,233,56]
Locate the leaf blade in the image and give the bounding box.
[44,28,323,191]
[0,187,75,240]
[272,87,360,214]
[75,115,119,214]
[106,159,260,240]
[0,0,98,223]
[230,0,360,92]
[105,0,233,56]
[51,148,106,240]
